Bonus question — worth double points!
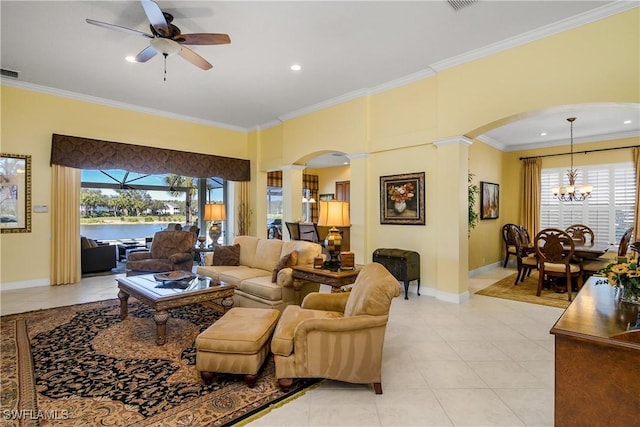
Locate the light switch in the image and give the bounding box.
[33,205,48,213]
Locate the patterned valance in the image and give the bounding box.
[50,134,250,181]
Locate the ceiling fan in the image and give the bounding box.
[86,0,230,76]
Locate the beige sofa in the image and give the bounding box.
[196,236,323,311]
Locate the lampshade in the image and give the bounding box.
[317,201,350,227]
[204,203,226,221]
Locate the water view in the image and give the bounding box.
[80,223,173,241]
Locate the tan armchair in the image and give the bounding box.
[126,230,195,274]
[270,262,401,394]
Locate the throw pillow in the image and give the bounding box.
[212,244,241,266]
[80,237,91,250]
[272,250,298,282]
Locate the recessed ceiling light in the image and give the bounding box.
[540,132,547,136]
[624,120,632,124]
[125,56,137,63]
[290,64,301,71]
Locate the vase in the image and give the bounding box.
[619,286,640,305]
[394,201,406,214]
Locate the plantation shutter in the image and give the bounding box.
[540,162,635,244]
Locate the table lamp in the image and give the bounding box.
[204,203,226,246]
[317,200,350,271]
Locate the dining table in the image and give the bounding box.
[569,240,612,260]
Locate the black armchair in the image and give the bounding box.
[81,237,117,274]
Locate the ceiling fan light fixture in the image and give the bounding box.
[150,38,181,56]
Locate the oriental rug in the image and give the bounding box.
[475,272,571,309]
[0,299,317,426]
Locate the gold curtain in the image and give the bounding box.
[50,164,81,285]
[633,148,639,243]
[522,158,542,238]
[237,181,250,236]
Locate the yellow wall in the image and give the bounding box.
[0,86,248,285]
[2,8,638,297]
[468,140,506,270]
[254,8,638,299]
[308,165,351,196]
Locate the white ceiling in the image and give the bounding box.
[1,1,638,168]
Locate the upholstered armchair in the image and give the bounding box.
[270,262,401,394]
[126,230,195,274]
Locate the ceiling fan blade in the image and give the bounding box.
[86,18,153,38]
[141,0,169,37]
[177,33,231,45]
[134,45,158,63]
[179,46,212,70]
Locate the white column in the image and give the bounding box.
[281,165,305,238]
[433,137,472,303]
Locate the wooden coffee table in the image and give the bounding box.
[116,273,235,345]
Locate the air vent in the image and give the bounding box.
[1,68,20,79]
[447,0,477,11]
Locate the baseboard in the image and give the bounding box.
[420,286,470,304]
[1,278,50,291]
[468,261,504,277]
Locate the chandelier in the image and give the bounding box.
[551,117,592,202]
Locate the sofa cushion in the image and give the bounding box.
[281,240,322,266]
[272,250,298,282]
[219,268,270,287]
[251,239,284,271]
[197,265,248,282]
[238,275,284,301]
[213,244,241,266]
[234,236,260,267]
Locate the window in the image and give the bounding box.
[267,185,283,239]
[80,169,225,241]
[540,163,636,244]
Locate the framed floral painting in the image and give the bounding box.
[380,172,425,225]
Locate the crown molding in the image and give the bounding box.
[431,1,638,72]
[493,129,640,152]
[1,79,249,134]
[434,136,474,147]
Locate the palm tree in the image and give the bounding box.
[164,175,197,224]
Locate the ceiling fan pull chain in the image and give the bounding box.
[163,53,168,81]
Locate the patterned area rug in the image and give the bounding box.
[0,299,317,426]
[475,272,571,309]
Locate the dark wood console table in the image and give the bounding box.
[550,279,639,426]
[291,265,362,303]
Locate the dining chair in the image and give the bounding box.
[513,227,537,285]
[534,228,584,301]
[285,222,300,240]
[565,224,594,244]
[298,223,320,243]
[582,227,633,278]
[501,224,519,267]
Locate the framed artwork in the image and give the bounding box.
[1,153,32,233]
[319,193,334,201]
[480,181,499,220]
[380,172,425,225]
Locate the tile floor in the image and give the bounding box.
[0,266,561,426]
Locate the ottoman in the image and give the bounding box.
[196,307,281,387]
